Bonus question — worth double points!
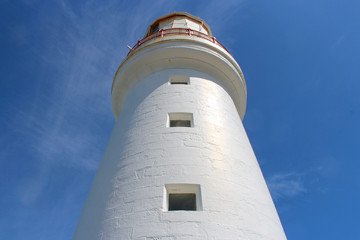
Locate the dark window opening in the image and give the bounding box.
[168,194,196,211]
[170,120,191,127]
[151,24,159,34]
[171,82,187,85]
[170,75,189,85]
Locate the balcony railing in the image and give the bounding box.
[127,28,230,56]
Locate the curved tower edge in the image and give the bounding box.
[112,38,247,121]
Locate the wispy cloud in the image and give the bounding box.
[10,0,138,170]
[200,0,248,23]
[267,162,333,202]
[16,178,45,205]
[268,171,307,201]
[5,0,246,208]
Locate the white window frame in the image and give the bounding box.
[163,184,202,211]
[167,112,194,128]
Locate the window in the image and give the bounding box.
[150,23,159,34]
[167,113,193,127]
[170,120,191,127]
[164,184,202,211]
[169,194,196,211]
[169,75,189,85]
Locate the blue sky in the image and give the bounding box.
[1,0,359,239]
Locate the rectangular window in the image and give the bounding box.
[169,194,196,211]
[163,184,202,211]
[169,75,189,85]
[170,120,191,127]
[167,113,193,127]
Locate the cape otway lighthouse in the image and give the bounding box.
[73,12,287,240]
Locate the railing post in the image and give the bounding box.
[188,28,191,36]
[212,37,216,43]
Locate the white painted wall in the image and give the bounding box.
[73,68,287,240]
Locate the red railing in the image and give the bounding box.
[127,28,230,56]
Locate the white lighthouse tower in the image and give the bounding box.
[73,12,287,240]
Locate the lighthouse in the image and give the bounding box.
[73,12,287,239]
